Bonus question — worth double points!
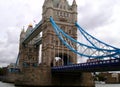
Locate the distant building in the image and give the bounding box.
[0,67,8,76]
[99,72,120,84]
[87,58,99,62]
[7,63,20,73]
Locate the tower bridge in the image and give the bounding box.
[10,0,120,87]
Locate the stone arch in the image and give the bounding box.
[54,53,72,66]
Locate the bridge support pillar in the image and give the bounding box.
[15,65,52,86]
[52,72,95,87]
[79,72,95,87]
[15,65,95,87]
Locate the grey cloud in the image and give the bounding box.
[6,28,19,44]
[0,0,44,67]
[0,43,18,65]
[0,0,120,67]
[78,0,117,30]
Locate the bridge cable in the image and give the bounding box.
[49,16,118,58]
[75,22,120,50]
[50,17,119,59]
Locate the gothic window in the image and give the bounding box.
[60,40,63,45]
[64,6,66,10]
[65,28,67,33]
[72,28,76,35]
[60,12,62,16]
[57,11,59,16]
[68,13,70,17]
[61,12,63,16]
[64,12,66,17]
[57,3,59,8]
[65,13,67,17]
[28,55,32,59]
[67,13,69,17]
[32,57,35,61]
[61,26,65,30]
[56,41,58,45]
[44,52,46,57]
[45,51,47,56]
[51,36,54,44]
[59,12,61,16]
[60,5,62,9]
[56,11,58,15]
[69,29,72,34]
[23,62,30,67]
[32,63,37,67]
[29,48,32,52]
[25,55,27,59]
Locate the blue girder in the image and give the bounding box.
[50,17,120,59]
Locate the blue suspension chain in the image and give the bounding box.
[75,22,120,50]
[50,17,119,59]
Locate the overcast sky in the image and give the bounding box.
[0,0,120,67]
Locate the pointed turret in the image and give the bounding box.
[42,0,53,13]
[21,28,25,35]
[20,27,26,43]
[43,0,47,13]
[43,0,53,8]
[72,0,77,6]
[72,0,77,12]
[26,24,33,35]
[42,0,53,20]
[20,28,25,38]
[71,0,77,22]
[47,0,53,8]
[57,0,69,10]
[43,0,47,6]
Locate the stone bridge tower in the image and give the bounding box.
[19,24,39,71]
[41,0,77,67]
[15,0,95,86]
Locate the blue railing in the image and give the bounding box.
[52,58,120,72]
[22,20,42,44]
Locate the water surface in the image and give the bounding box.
[1,81,120,87]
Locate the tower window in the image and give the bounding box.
[64,6,66,9]
[67,13,69,17]
[56,41,58,45]
[29,48,32,52]
[60,12,62,16]
[69,29,72,34]
[60,5,62,9]
[57,3,59,8]
[60,41,63,45]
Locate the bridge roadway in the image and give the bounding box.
[51,58,120,73]
[34,37,42,46]
[22,20,42,44]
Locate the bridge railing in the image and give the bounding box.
[22,20,43,44]
[51,58,120,72]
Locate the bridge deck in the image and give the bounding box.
[22,21,42,44]
[52,58,120,72]
[34,37,42,46]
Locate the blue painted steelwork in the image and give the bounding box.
[9,53,21,73]
[49,17,120,59]
[75,22,120,50]
[22,20,42,44]
[51,58,120,72]
[15,53,20,68]
[34,37,42,46]
[8,68,20,73]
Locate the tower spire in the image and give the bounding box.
[43,0,53,8]
[72,0,77,12]
[72,0,77,6]
[43,0,47,6]
[46,0,53,7]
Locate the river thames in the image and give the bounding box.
[0,81,120,87]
